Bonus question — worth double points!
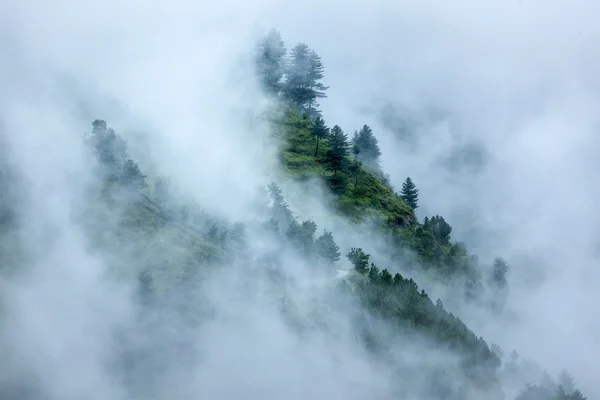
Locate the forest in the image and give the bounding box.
[0,29,589,400]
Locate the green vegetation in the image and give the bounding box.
[254,28,589,400]
[0,27,588,400]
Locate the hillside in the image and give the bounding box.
[0,29,588,400]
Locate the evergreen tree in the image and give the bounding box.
[285,43,312,107]
[350,143,361,187]
[352,125,382,171]
[429,215,452,245]
[400,177,419,209]
[324,125,349,175]
[306,50,328,115]
[255,29,287,95]
[315,230,340,264]
[285,43,328,114]
[311,116,329,157]
[267,182,295,232]
[347,247,370,274]
[288,219,317,256]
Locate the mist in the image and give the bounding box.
[1,0,598,399]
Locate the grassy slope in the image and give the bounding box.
[280,109,415,228]
[277,108,479,283]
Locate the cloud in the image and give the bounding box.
[1,0,599,398]
[264,0,600,396]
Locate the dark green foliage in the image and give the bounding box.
[350,143,361,187]
[285,43,329,115]
[288,219,318,256]
[311,116,329,156]
[349,249,501,384]
[256,29,287,95]
[326,174,348,195]
[346,247,370,274]
[315,229,341,264]
[400,177,419,209]
[324,125,349,175]
[428,215,452,244]
[9,26,583,396]
[351,125,382,171]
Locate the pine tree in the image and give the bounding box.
[429,215,452,244]
[284,43,328,114]
[347,247,370,274]
[311,116,329,156]
[315,230,340,264]
[400,177,419,209]
[267,182,295,232]
[324,125,349,175]
[350,143,361,187]
[352,125,381,171]
[285,43,311,107]
[255,29,287,95]
[306,50,329,116]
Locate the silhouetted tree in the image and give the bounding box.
[400,177,419,209]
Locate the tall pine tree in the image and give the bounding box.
[400,177,419,209]
[285,43,328,115]
[311,116,329,156]
[352,124,381,171]
[306,50,328,116]
[324,125,349,175]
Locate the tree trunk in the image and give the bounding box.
[314,137,319,157]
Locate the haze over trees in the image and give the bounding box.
[0,27,588,400]
[252,28,587,400]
